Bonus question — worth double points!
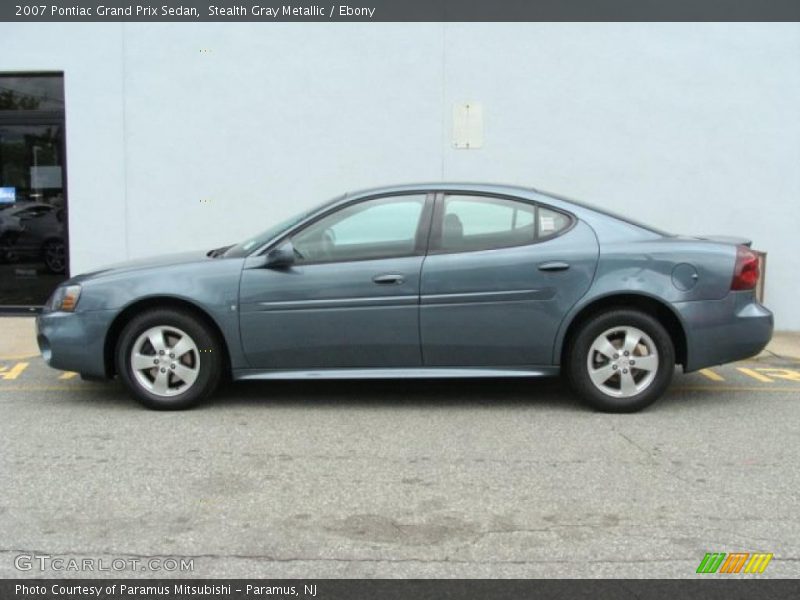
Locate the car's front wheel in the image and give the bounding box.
[116,309,222,410]
[43,239,66,274]
[566,309,675,413]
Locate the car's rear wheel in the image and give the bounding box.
[566,309,674,412]
[116,309,222,410]
[0,232,19,263]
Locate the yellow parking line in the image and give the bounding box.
[737,367,774,382]
[754,368,800,382]
[0,385,96,391]
[698,368,725,381]
[0,362,29,380]
[674,385,800,393]
[59,371,78,380]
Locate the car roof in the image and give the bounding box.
[2,202,52,213]
[346,182,539,198]
[344,182,670,237]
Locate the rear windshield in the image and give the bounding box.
[537,189,672,237]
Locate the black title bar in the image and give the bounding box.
[4,0,800,22]
[4,579,800,600]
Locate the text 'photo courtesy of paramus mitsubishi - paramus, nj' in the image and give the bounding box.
[36,184,773,412]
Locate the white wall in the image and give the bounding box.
[1,23,127,268]
[2,23,799,328]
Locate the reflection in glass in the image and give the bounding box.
[0,75,65,111]
[0,73,67,306]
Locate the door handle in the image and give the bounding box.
[538,261,570,272]
[372,273,405,285]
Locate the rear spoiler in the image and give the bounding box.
[693,235,752,247]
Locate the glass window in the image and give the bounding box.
[440,195,536,252]
[291,194,426,263]
[0,75,65,112]
[538,206,571,238]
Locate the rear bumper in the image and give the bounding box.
[35,309,115,378]
[674,291,773,372]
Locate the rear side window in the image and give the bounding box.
[538,206,571,238]
[437,195,570,253]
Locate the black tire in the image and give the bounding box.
[43,239,66,274]
[0,232,19,264]
[566,309,675,413]
[116,309,222,410]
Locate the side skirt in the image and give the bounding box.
[233,366,560,381]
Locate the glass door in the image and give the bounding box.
[0,73,67,308]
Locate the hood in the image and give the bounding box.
[70,250,213,283]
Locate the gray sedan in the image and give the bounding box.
[36,184,773,412]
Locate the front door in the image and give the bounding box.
[420,193,599,367]
[239,193,432,370]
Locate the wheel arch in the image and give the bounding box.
[556,293,688,369]
[103,296,232,378]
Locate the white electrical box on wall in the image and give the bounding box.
[452,102,483,149]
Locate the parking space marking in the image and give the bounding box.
[0,362,29,380]
[754,368,800,382]
[699,368,725,381]
[1,358,799,396]
[0,385,96,391]
[737,367,774,383]
[674,385,800,393]
[0,379,797,395]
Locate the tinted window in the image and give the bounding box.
[0,74,64,112]
[292,194,425,263]
[18,205,52,218]
[440,195,537,252]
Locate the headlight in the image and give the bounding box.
[48,284,82,312]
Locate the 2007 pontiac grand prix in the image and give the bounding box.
[36,183,772,412]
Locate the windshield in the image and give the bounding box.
[223,194,345,258]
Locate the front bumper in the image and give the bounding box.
[35,309,116,378]
[675,291,774,372]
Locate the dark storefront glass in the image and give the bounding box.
[0,73,67,308]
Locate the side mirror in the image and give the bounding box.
[265,241,295,269]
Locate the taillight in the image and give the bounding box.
[731,245,759,290]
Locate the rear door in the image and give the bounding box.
[420,193,599,367]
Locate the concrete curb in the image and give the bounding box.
[0,317,38,359]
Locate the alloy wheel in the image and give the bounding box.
[586,326,659,398]
[130,326,200,397]
[44,241,65,273]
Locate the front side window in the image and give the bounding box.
[291,194,426,264]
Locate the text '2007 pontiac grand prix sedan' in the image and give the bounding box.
[36,184,773,412]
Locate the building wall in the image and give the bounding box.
[2,22,799,328]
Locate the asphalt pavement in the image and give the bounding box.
[1,338,799,579]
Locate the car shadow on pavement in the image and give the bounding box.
[59,370,724,413]
[210,376,587,412]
